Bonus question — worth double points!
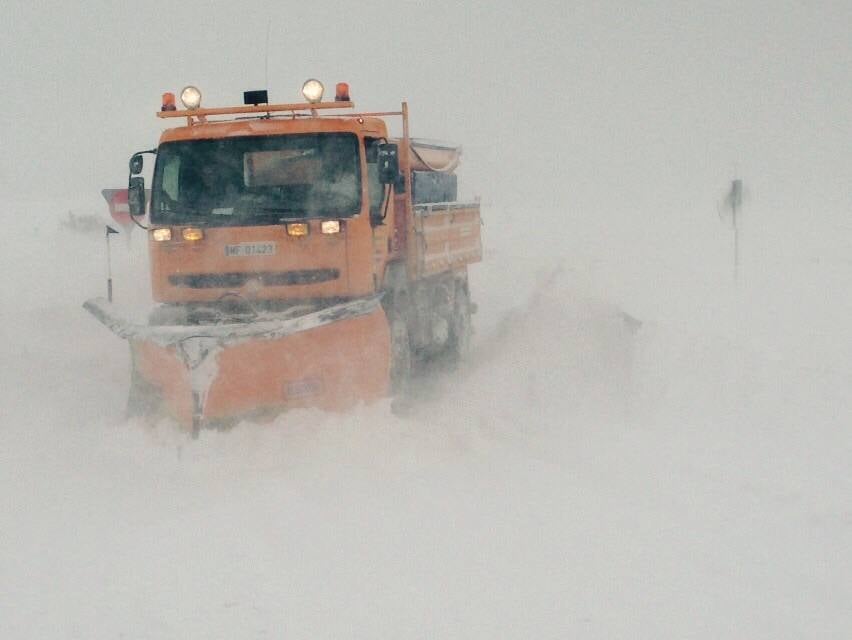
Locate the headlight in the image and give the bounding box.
[286,223,309,237]
[182,227,204,241]
[301,79,324,103]
[321,220,340,234]
[152,228,172,242]
[180,85,202,110]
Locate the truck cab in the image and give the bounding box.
[144,115,396,315]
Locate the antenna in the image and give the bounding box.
[264,19,271,89]
[105,225,119,302]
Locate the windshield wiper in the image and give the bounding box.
[256,206,302,213]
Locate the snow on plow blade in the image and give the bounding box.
[83,296,390,430]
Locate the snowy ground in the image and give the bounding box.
[1,201,850,638]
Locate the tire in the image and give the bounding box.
[387,309,412,395]
[446,285,472,364]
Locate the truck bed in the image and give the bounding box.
[411,201,482,277]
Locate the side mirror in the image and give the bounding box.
[377,143,399,185]
[128,177,146,217]
[129,153,144,175]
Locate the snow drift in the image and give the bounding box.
[1,200,850,638]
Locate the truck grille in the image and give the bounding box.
[168,269,340,289]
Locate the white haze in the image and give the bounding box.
[1,1,850,638]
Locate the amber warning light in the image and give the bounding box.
[335,82,350,102]
[161,92,176,112]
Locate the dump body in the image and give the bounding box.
[412,203,482,278]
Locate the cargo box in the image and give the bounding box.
[392,138,461,173]
[412,171,457,204]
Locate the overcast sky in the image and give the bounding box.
[2,0,849,229]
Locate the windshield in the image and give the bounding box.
[150,133,361,225]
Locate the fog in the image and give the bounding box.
[2,1,851,637]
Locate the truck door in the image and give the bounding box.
[366,137,392,284]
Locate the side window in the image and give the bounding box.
[162,155,181,202]
[365,137,384,219]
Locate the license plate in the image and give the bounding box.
[224,242,277,257]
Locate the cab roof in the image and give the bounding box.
[158,115,389,144]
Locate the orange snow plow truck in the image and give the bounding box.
[84,81,481,434]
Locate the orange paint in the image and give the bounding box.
[133,306,390,425]
[149,117,389,304]
[90,95,482,430]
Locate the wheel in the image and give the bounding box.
[446,285,472,364]
[386,308,412,394]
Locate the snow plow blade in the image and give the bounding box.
[83,296,391,431]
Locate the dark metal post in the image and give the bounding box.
[728,179,743,283]
[105,225,119,302]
